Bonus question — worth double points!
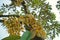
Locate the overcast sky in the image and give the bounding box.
[0,0,60,40]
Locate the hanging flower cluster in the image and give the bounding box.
[3,14,46,39]
[11,0,23,6]
[3,16,24,36]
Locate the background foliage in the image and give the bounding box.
[56,0,60,10]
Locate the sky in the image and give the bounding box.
[0,0,60,40]
[0,23,9,40]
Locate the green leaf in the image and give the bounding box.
[20,30,31,40]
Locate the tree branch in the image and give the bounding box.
[21,1,29,14]
[0,15,20,17]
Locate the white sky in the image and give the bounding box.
[0,0,60,40]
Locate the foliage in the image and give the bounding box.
[56,0,60,10]
[0,0,60,40]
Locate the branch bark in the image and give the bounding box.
[21,1,29,14]
[0,15,20,17]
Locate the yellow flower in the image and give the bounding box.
[11,0,23,6]
[3,14,46,39]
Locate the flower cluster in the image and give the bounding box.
[11,0,23,6]
[3,17,24,36]
[3,14,46,39]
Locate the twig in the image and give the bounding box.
[0,15,20,17]
[21,1,29,14]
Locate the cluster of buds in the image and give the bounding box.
[3,14,46,39]
[11,0,23,6]
[3,16,24,36]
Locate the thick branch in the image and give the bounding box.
[0,15,20,17]
[21,1,29,14]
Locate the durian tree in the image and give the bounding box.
[0,0,60,40]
